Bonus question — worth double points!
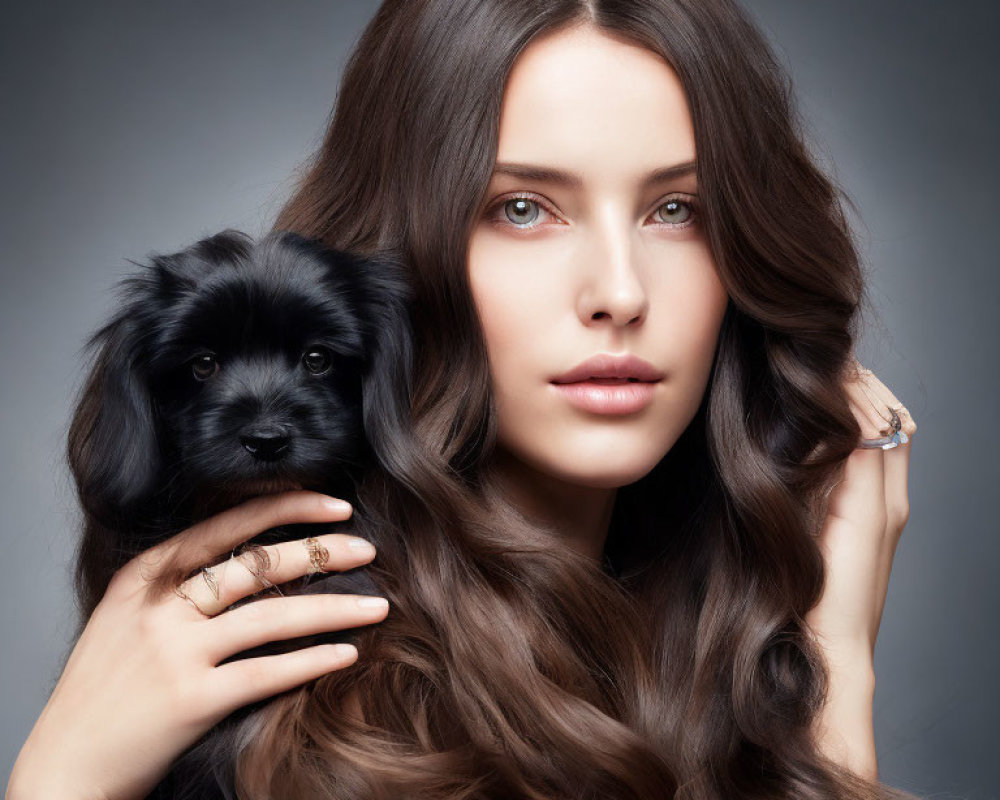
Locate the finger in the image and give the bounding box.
[856,370,914,532]
[822,443,886,535]
[849,361,918,441]
[843,368,893,440]
[840,366,898,567]
[174,533,377,618]
[851,367,916,636]
[203,590,389,666]
[202,642,361,725]
[123,491,354,589]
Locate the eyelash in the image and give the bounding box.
[484,190,700,233]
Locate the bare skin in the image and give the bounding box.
[6,492,389,800]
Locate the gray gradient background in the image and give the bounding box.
[2,2,996,797]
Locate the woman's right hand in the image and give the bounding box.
[6,490,389,800]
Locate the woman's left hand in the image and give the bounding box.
[803,358,918,778]
[803,358,918,669]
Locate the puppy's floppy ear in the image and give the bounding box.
[68,274,163,525]
[69,230,255,524]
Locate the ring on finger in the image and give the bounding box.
[852,367,911,450]
[174,535,334,618]
[173,584,210,617]
[857,402,910,450]
[857,380,899,429]
[303,536,331,574]
[200,565,220,601]
[234,543,279,593]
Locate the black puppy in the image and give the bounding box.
[66,228,414,798]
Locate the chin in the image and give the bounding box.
[564,430,679,487]
[558,461,660,490]
[512,443,667,491]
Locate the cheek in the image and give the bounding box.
[672,253,729,382]
[467,232,558,388]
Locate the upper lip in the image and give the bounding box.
[550,353,664,384]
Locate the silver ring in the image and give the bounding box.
[857,430,909,450]
[857,392,912,450]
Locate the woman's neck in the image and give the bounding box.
[490,447,617,563]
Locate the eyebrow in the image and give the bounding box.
[491,160,697,188]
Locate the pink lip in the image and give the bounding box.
[550,352,664,385]
[551,379,658,415]
[550,354,663,415]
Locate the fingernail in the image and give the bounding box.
[330,643,358,660]
[323,497,352,512]
[357,596,388,609]
[347,537,375,552]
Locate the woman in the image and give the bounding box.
[8,1,920,798]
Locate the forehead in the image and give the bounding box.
[494,25,696,184]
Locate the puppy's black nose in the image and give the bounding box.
[240,425,291,461]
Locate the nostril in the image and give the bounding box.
[240,427,292,460]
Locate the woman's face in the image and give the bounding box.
[467,24,728,491]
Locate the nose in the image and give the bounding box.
[240,424,291,461]
[579,222,649,328]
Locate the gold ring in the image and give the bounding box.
[173,584,210,617]
[200,565,220,601]
[236,543,276,592]
[303,537,330,574]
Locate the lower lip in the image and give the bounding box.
[550,379,659,415]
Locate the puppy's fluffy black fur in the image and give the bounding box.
[67,229,414,798]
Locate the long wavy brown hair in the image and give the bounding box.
[78,1,925,797]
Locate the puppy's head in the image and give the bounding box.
[70,229,414,529]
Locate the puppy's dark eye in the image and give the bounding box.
[302,347,332,376]
[191,354,219,381]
